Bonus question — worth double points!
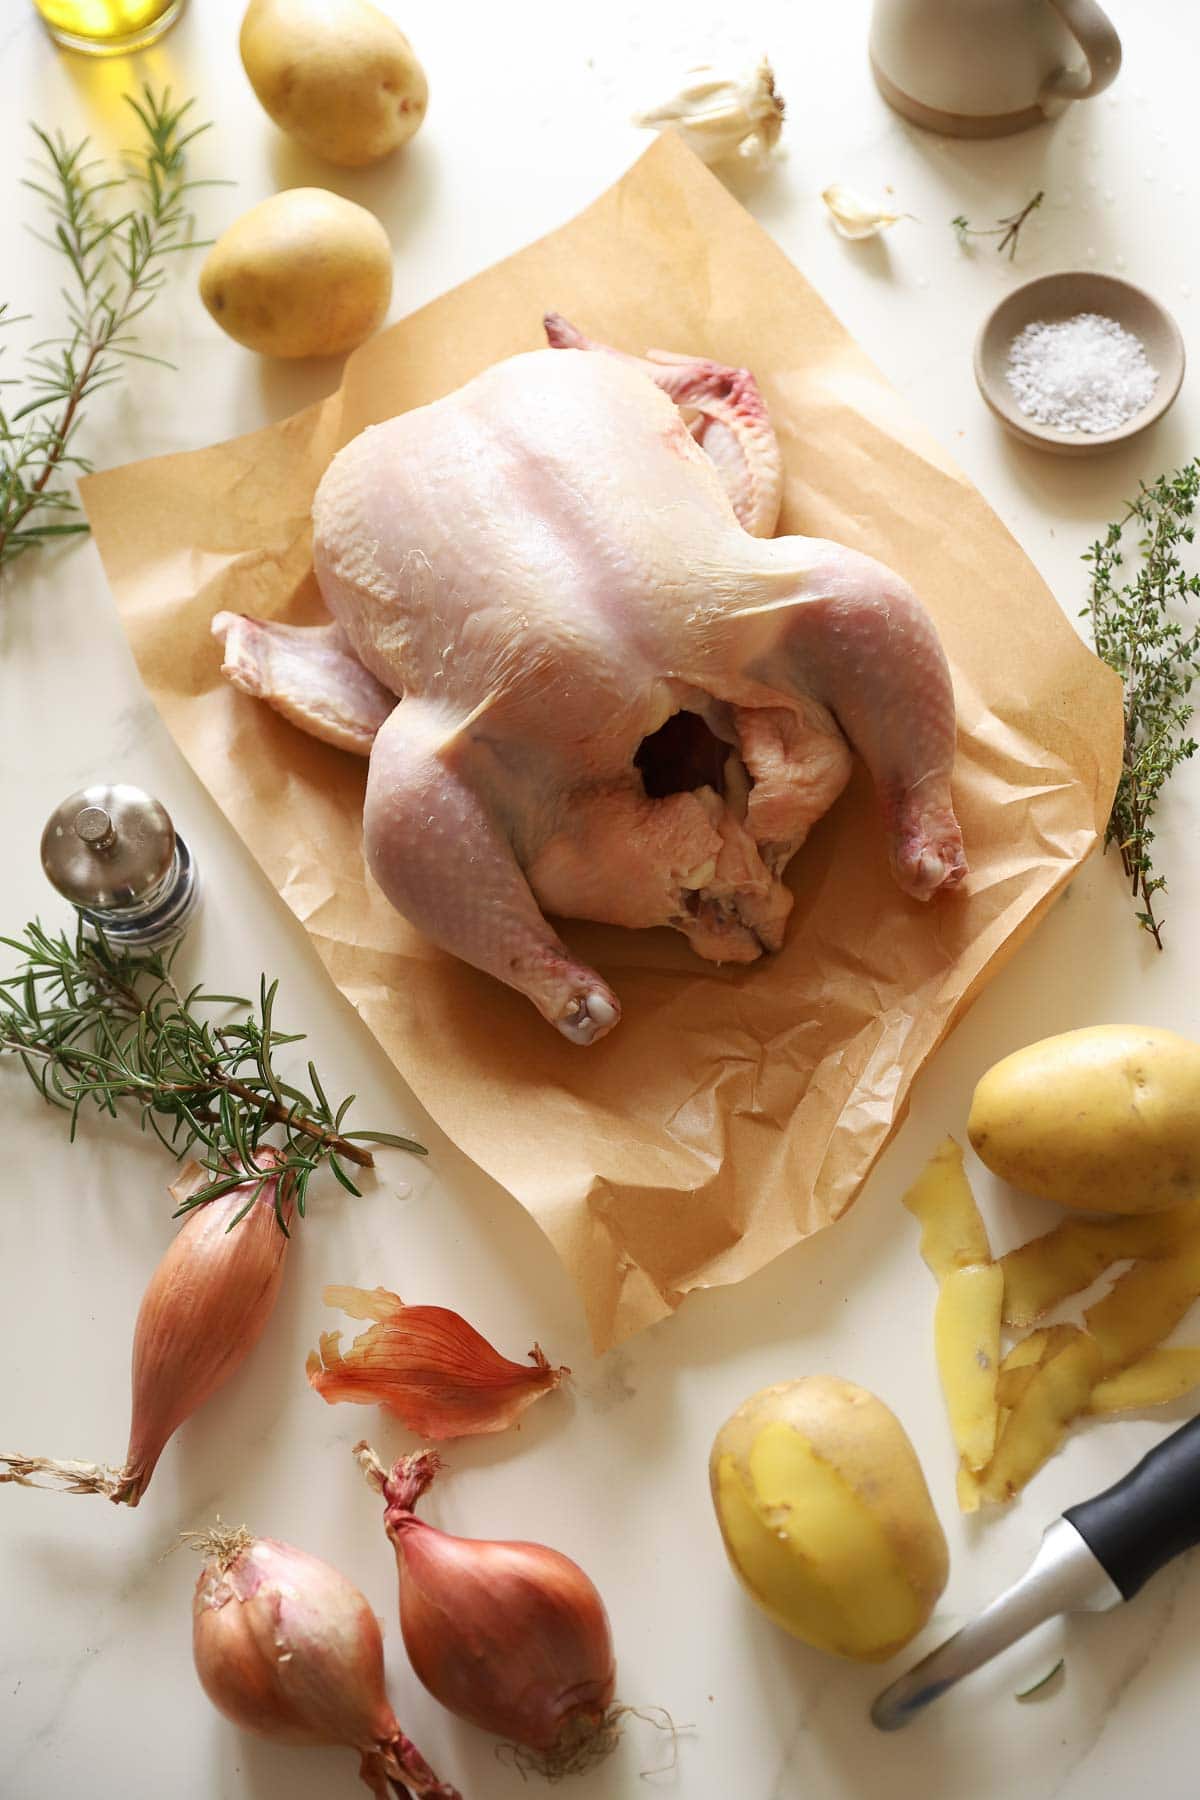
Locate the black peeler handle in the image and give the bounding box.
[1065,1414,1200,1600]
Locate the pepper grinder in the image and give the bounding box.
[40,782,200,950]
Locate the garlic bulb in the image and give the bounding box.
[821,184,906,240]
[634,59,784,166]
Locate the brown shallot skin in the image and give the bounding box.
[192,1531,461,1799]
[112,1157,292,1506]
[366,1448,616,1757]
[307,1285,569,1438]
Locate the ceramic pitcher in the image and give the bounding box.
[870,0,1122,137]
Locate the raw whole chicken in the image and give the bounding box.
[214,317,965,1044]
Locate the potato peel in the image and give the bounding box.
[934,1263,1003,1470]
[1089,1346,1200,1412]
[1000,1204,1200,1327]
[902,1137,992,1280]
[971,1331,1102,1507]
[1084,1236,1200,1371]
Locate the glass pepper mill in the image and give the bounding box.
[40,783,200,951]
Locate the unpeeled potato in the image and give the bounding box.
[709,1377,948,1662]
[240,0,428,168]
[199,189,392,358]
[968,1025,1200,1214]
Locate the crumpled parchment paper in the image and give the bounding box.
[80,135,1123,1351]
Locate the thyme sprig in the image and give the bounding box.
[1084,460,1200,948]
[0,86,214,569]
[0,921,425,1224]
[952,190,1044,260]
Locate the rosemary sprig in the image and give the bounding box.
[0,921,425,1223]
[952,190,1044,260]
[0,86,213,569]
[1083,460,1200,948]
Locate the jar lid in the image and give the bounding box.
[40,783,177,911]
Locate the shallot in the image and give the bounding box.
[1,1156,291,1507]
[356,1444,618,1776]
[191,1524,460,1799]
[307,1285,569,1437]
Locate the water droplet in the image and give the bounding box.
[1104,190,1116,204]
[917,276,930,290]
[1143,169,1155,182]
[1089,143,1101,157]
[1061,190,1074,205]
[1086,176,1098,189]
[1184,284,1193,300]
[1115,253,1127,270]
[1086,245,1098,261]
[1174,183,1186,196]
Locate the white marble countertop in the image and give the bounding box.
[3,1,1200,1796]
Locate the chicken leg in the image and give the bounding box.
[364,699,621,1044]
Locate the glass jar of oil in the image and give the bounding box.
[33,0,185,55]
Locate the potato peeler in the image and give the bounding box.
[871,1415,1200,1730]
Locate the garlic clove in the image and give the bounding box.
[821,183,906,239]
[634,58,785,166]
[307,1286,569,1438]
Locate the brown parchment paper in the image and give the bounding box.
[80,135,1123,1352]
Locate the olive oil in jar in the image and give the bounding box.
[33,0,185,55]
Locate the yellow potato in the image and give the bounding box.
[999,1202,1200,1326]
[710,1377,948,1662]
[968,1025,1200,1214]
[902,1136,992,1279]
[933,1263,1003,1470]
[200,190,392,358]
[1090,1347,1200,1412]
[966,1330,1102,1507]
[1084,1234,1200,1370]
[240,0,428,168]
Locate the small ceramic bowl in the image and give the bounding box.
[974,272,1185,456]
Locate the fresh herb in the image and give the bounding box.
[1015,1658,1064,1701]
[0,921,425,1223]
[1084,461,1200,948]
[952,190,1044,260]
[0,86,214,569]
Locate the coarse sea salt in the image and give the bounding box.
[1005,311,1158,433]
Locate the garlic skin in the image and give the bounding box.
[192,1528,460,1799]
[307,1285,569,1437]
[821,184,906,239]
[634,58,785,166]
[113,1157,292,1505]
[359,1446,617,1768]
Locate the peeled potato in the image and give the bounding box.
[199,189,392,358]
[710,1377,948,1662]
[968,1025,1200,1214]
[240,0,428,168]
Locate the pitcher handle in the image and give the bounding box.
[1044,0,1122,101]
